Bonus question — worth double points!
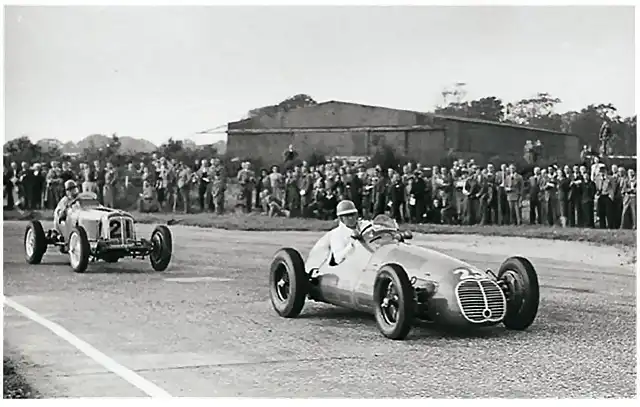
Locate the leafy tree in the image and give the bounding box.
[504,92,562,128]
[248,93,317,118]
[3,136,43,165]
[436,96,506,122]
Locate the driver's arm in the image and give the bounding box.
[330,227,355,264]
[54,198,69,221]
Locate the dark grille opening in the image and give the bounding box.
[456,279,506,323]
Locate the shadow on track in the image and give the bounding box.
[297,306,523,341]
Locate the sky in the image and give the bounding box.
[4,5,635,146]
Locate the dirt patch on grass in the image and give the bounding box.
[3,356,40,399]
[4,209,636,249]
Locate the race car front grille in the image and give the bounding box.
[455,279,506,323]
[109,217,135,244]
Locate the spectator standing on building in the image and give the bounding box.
[523,140,535,164]
[598,121,613,156]
[283,144,298,171]
[580,145,593,167]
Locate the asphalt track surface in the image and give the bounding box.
[3,220,637,398]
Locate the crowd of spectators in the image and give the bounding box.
[3,144,637,230]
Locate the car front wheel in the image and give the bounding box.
[149,225,172,271]
[373,264,415,340]
[498,256,540,331]
[24,220,47,264]
[269,248,307,318]
[68,226,90,273]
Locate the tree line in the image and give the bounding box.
[5,86,636,170]
[435,84,636,155]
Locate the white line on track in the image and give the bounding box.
[3,296,172,398]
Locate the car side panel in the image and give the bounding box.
[311,239,376,309]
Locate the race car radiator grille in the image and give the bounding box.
[109,217,135,243]
[456,279,507,323]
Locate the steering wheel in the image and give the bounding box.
[359,222,374,236]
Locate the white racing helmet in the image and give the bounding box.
[336,200,358,217]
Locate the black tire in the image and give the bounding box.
[68,226,90,273]
[24,220,47,264]
[149,225,172,271]
[373,264,415,340]
[498,256,540,331]
[269,248,308,318]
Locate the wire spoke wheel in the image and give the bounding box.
[498,257,540,331]
[373,265,414,340]
[69,232,81,269]
[150,232,163,263]
[274,264,291,302]
[379,280,400,325]
[25,228,35,258]
[269,248,307,318]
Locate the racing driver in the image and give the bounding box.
[53,179,81,233]
[329,200,371,265]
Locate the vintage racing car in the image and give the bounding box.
[269,215,540,340]
[23,192,173,273]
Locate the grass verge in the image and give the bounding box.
[3,357,40,399]
[4,209,636,248]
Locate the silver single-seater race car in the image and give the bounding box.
[23,192,172,273]
[269,214,540,340]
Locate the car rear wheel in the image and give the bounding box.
[68,226,90,273]
[24,220,47,264]
[373,264,415,340]
[149,225,172,271]
[498,256,540,330]
[269,248,307,318]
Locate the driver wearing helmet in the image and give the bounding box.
[53,179,81,231]
[329,200,371,265]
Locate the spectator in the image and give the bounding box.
[283,144,298,170]
[138,180,159,213]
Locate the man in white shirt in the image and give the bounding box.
[329,200,370,265]
[53,180,81,234]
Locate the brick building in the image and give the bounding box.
[226,101,582,166]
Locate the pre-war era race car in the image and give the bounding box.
[23,192,173,273]
[269,214,540,340]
